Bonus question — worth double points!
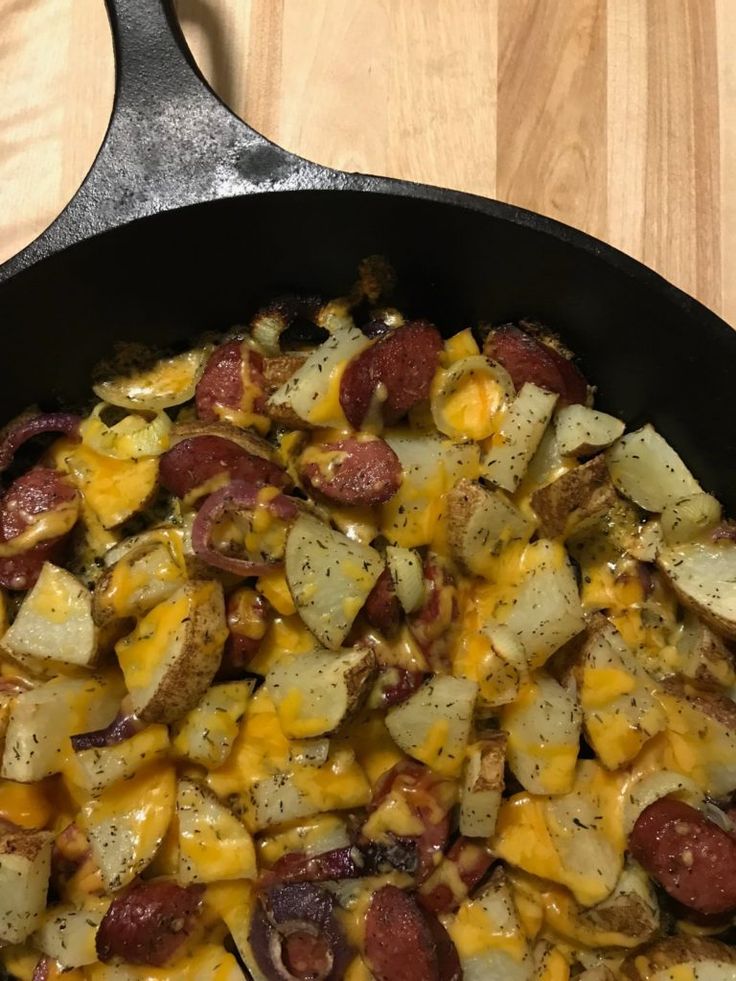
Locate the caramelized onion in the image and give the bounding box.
[0,412,81,472]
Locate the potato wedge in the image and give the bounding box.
[501,672,580,794]
[657,539,736,639]
[177,778,257,883]
[1,674,122,782]
[93,536,187,626]
[0,826,53,943]
[285,513,383,650]
[660,492,721,546]
[172,679,255,769]
[620,937,736,980]
[257,814,351,866]
[674,611,735,688]
[555,405,625,456]
[169,417,276,461]
[385,674,478,777]
[482,382,558,492]
[2,563,97,668]
[268,323,370,428]
[578,621,666,770]
[606,424,701,512]
[447,479,531,575]
[33,899,108,969]
[531,455,618,539]
[74,724,170,796]
[93,346,211,411]
[79,763,176,891]
[460,734,506,837]
[385,545,425,613]
[266,646,375,738]
[115,580,227,724]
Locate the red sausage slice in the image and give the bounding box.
[159,434,287,499]
[363,569,402,635]
[365,886,447,981]
[339,321,443,428]
[629,798,736,915]
[267,846,364,885]
[419,837,494,914]
[298,436,401,506]
[484,324,588,406]
[408,555,458,673]
[96,881,204,966]
[0,468,79,590]
[195,340,268,427]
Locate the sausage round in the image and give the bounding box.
[298,436,402,506]
[158,434,287,499]
[629,797,736,914]
[484,324,588,406]
[339,321,443,428]
[195,340,267,426]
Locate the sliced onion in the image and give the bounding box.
[71,710,143,751]
[191,481,300,576]
[0,411,81,471]
[92,347,211,411]
[80,403,172,459]
[431,356,514,440]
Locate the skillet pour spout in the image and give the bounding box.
[0,0,735,512]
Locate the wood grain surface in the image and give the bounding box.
[0,0,733,324]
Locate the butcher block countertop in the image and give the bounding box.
[1,0,734,325]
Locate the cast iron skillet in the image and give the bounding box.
[0,0,734,507]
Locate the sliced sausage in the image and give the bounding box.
[298,436,401,506]
[365,886,443,981]
[96,881,204,966]
[408,555,458,673]
[419,838,494,914]
[421,906,462,981]
[339,321,443,428]
[158,434,287,499]
[267,846,364,885]
[195,340,268,428]
[219,587,273,679]
[484,324,588,406]
[0,468,79,590]
[363,569,402,635]
[629,798,736,915]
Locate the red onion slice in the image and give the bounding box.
[191,481,300,577]
[0,412,81,472]
[71,710,144,751]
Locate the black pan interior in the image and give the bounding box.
[1,189,734,509]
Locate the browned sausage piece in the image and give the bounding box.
[629,798,736,914]
[195,340,268,428]
[267,846,363,885]
[0,468,79,590]
[339,321,443,428]
[484,324,588,406]
[158,434,287,499]
[365,885,441,981]
[408,555,458,673]
[298,436,402,506]
[363,569,402,635]
[96,881,205,966]
[419,837,495,914]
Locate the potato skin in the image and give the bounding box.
[531,454,617,538]
[620,936,736,979]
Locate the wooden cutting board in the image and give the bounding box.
[1,0,733,325]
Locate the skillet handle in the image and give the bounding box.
[1,0,337,280]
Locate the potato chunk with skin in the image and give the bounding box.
[2,563,97,667]
[447,478,531,575]
[501,672,581,795]
[658,539,736,640]
[460,734,506,838]
[115,580,227,724]
[606,424,701,512]
[172,679,255,769]
[74,724,170,795]
[0,826,53,943]
[482,382,558,492]
[385,674,478,777]
[531,454,618,539]
[177,778,257,883]
[93,536,187,626]
[554,404,625,456]
[620,937,736,980]
[266,646,376,738]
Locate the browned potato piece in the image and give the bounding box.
[447,479,531,574]
[93,537,187,628]
[0,826,53,943]
[460,733,506,837]
[531,454,618,539]
[620,937,736,979]
[675,611,735,688]
[262,355,306,394]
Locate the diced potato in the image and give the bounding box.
[501,673,580,795]
[177,779,256,883]
[460,734,506,838]
[531,455,618,539]
[172,680,256,769]
[285,514,383,650]
[448,868,532,981]
[116,580,227,724]
[606,425,701,513]
[578,621,666,769]
[482,382,558,492]
[33,899,108,968]
[0,826,53,943]
[257,814,351,867]
[1,674,122,782]
[267,323,370,428]
[674,611,736,688]
[555,405,625,456]
[2,563,97,668]
[660,492,721,546]
[79,764,176,891]
[447,479,531,575]
[385,546,425,613]
[620,937,736,980]
[658,539,736,639]
[94,536,187,626]
[266,646,375,738]
[385,674,478,777]
[484,539,585,670]
[75,724,170,795]
[93,346,211,411]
